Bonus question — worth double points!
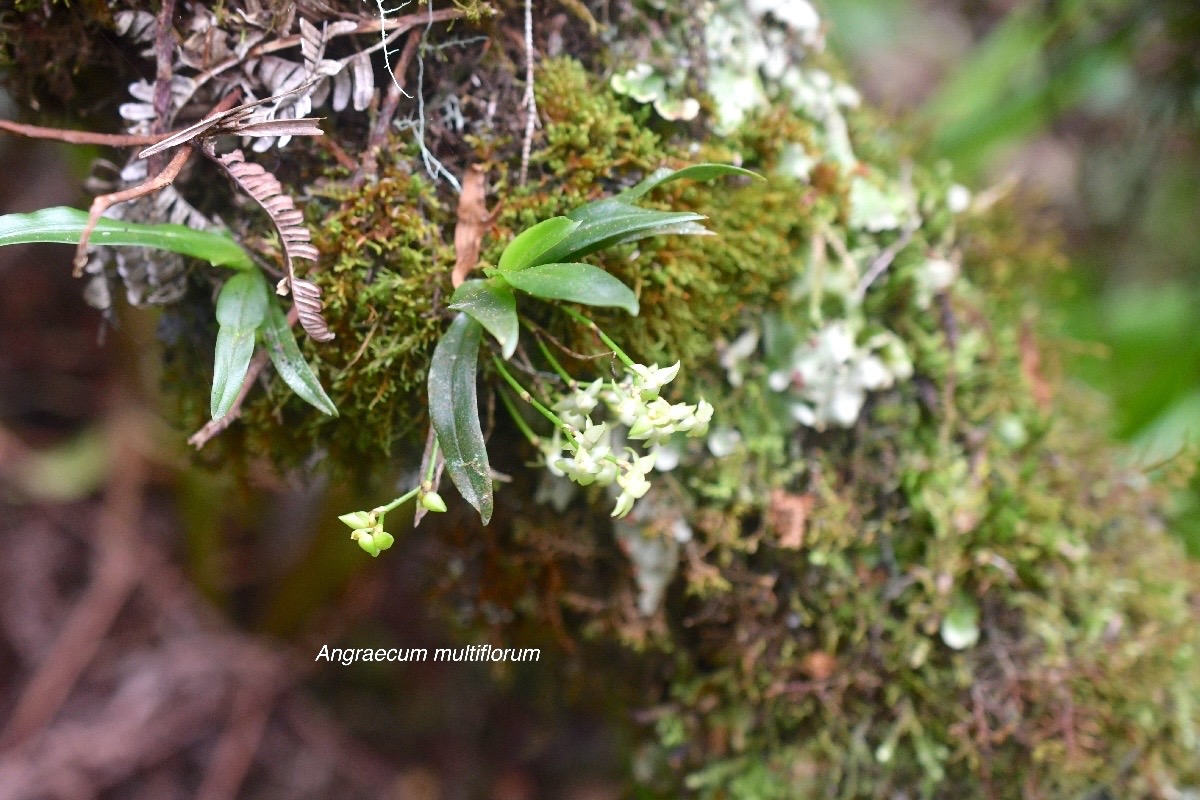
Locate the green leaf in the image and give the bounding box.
[542,203,707,263]
[211,271,269,419]
[0,206,254,270]
[428,314,493,524]
[448,279,520,359]
[260,297,338,416]
[497,216,580,272]
[503,262,638,315]
[614,163,762,203]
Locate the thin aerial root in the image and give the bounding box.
[519,0,539,186]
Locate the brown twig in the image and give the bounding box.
[149,0,178,174]
[374,30,421,148]
[526,320,610,362]
[0,415,147,751]
[195,679,279,800]
[0,119,165,147]
[319,135,358,171]
[359,29,421,183]
[152,0,178,135]
[72,145,193,277]
[187,349,270,450]
[185,8,466,103]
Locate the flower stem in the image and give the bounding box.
[561,306,635,368]
[492,357,579,444]
[498,387,541,446]
[375,487,419,516]
[423,435,440,485]
[536,336,575,386]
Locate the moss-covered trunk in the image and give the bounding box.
[3,1,1199,797]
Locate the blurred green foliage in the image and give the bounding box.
[826,0,1200,553]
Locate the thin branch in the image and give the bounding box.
[359,28,421,182]
[0,119,164,147]
[0,415,147,750]
[72,145,193,277]
[152,0,177,134]
[188,349,270,449]
[851,162,919,303]
[851,223,917,304]
[148,0,178,176]
[184,7,465,104]
[195,679,279,800]
[525,320,609,362]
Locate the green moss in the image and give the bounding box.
[239,159,455,465]
[212,58,1200,795]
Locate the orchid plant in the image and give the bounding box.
[339,163,760,555]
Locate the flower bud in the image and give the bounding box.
[373,530,395,552]
[339,511,376,530]
[352,529,381,556]
[420,491,448,513]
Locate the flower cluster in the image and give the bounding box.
[338,510,394,558]
[338,487,446,557]
[540,362,712,519]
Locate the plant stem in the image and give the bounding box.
[423,435,440,485]
[536,336,575,386]
[375,487,419,516]
[492,357,577,442]
[498,389,541,446]
[561,307,636,368]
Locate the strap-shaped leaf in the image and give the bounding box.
[448,279,519,359]
[428,314,493,524]
[503,263,639,315]
[260,298,338,416]
[0,206,253,270]
[212,271,269,419]
[614,163,762,203]
[541,203,707,263]
[497,216,580,272]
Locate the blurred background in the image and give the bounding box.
[823,0,1200,550]
[1,0,1199,797]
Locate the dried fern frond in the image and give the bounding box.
[205,145,334,342]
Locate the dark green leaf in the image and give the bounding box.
[542,203,706,263]
[428,314,493,524]
[0,206,254,270]
[503,262,638,315]
[211,271,269,419]
[497,216,579,272]
[261,298,338,416]
[614,163,762,203]
[448,279,520,359]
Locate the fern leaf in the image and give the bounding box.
[206,146,334,342]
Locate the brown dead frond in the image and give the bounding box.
[205,146,333,342]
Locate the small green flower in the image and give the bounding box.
[420,491,448,513]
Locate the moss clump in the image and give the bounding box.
[239,159,456,465]
[396,58,1200,800]
[224,55,1200,795]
